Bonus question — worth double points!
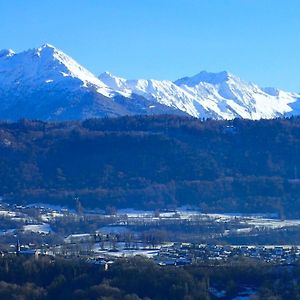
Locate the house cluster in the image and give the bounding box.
[3,239,300,268]
[153,243,300,266]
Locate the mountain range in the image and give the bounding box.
[0,44,299,121]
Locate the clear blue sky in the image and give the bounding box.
[1,0,300,91]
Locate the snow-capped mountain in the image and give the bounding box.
[0,44,180,120]
[0,44,299,121]
[99,71,300,120]
[175,71,300,119]
[99,72,202,117]
[0,44,110,95]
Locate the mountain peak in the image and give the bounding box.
[99,71,118,79]
[99,72,127,91]
[174,70,236,87]
[0,49,15,58]
[41,43,56,49]
[35,43,63,58]
[0,44,111,97]
[197,70,233,82]
[38,43,56,51]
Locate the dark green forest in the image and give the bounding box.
[0,255,299,300]
[1,115,300,216]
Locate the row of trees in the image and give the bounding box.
[0,255,300,299]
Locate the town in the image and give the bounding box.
[2,198,300,267]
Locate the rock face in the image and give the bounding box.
[0,44,299,120]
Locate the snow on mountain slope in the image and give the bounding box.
[0,45,186,120]
[99,72,208,118]
[1,44,299,121]
[175,71,300,119]
[0,44,111,96]
[100,71,300,120]
[0,44,130,120]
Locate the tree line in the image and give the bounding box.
[0,255,300,299]
[1,115,300,216]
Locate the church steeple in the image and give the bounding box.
[16,239,21,256]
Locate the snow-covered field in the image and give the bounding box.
[26,203,70,211]
[118,208,153,218]
[95,249,159,258]
[23,224,52,234]
[206,213,300,229]
[246,218,300,229]
[0,210,17,217]
[41,211,65,222]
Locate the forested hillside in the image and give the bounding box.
[1,116,300,216]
